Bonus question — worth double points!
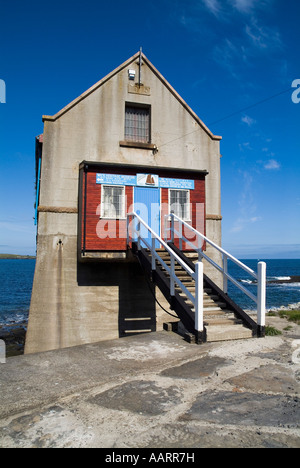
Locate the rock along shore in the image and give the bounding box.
[0,323,27,357]
[268,275,300,284]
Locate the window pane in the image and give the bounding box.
[102,186,125,218]
[125,106,150,143]
[170,190,189,220]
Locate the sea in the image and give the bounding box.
[0,258,299,327]
[0,259,36,327]
[226,258,300,312]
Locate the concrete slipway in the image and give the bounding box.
[0,316,299,449]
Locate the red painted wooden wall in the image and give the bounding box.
[80,166,206,252]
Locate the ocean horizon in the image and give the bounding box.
[0,257,299,328]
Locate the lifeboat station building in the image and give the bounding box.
[25,51,265,354]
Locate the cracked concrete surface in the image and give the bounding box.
[0,316,299,448]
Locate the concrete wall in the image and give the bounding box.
[25,53,222,354]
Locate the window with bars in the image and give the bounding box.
[124,104,150,143]
[169,189,190,221]
[101,185,125,219]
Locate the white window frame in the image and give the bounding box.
[100,185,126,219]
[168,189,191,222]
[124,103,151,143]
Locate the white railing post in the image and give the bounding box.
[223,254,228,294]
[137,219,141,251]
[195,261,204,342]
[164,214,168,242]
[151,236,156,270]
[170,255,175,296]
[126,215,130,247]
[197,234,203,262]
[171,213,174,243]
[179,220,183,251]
[257,261,266,337]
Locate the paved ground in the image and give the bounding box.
[0,316,299,448]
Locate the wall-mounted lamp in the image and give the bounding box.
[128,69,136,80]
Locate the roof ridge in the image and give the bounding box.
[42,50,221,141]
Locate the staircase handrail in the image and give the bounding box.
[127,212,204,336]
[165,213,266,333]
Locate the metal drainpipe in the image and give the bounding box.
[83,164,88,256]
[34,157,41,226]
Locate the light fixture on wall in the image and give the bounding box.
[128,69,136,80]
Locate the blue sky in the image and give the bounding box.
[0,0,299,258]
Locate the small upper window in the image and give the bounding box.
[101,185,125,219]
[169,189,190,221]
[125,104,150,143]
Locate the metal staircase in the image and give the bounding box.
[155,248,254,342]
[127,212,266,344]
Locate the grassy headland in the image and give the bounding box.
[268,309,300,325]
[0,254,35,259]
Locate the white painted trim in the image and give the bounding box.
[100,184,126,219]
[168,188,191,222]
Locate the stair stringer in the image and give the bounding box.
[132,242,204,341]
[167,242,258,337]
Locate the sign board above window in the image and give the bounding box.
[160,177,194,190]
[96,173,136,186]
[96,173,194,190]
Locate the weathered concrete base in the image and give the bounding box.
[25,232,177,354]
[1,316,300,448]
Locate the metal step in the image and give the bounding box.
[134,243,256,344]
[204,314,243,326]
[206,324,253,342]
[204,309,228,316]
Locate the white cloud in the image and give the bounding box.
[228,0,255,13]
[0,221,33,233]
[241,114,256,126]
[222,243,300,259]
[201,0,274,17]
[202,0,222,16]
[213,38,247,78]
[231,215,262,233]
[250,216,261,223]
[230,171,259,233]
[264,159,281,170]
[245,18,283,51]
[228,0,273,14]
[231,219,244,233]
[239,142,252,151]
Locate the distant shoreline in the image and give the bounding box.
[0,254,35,259]
[268,275,300,284]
